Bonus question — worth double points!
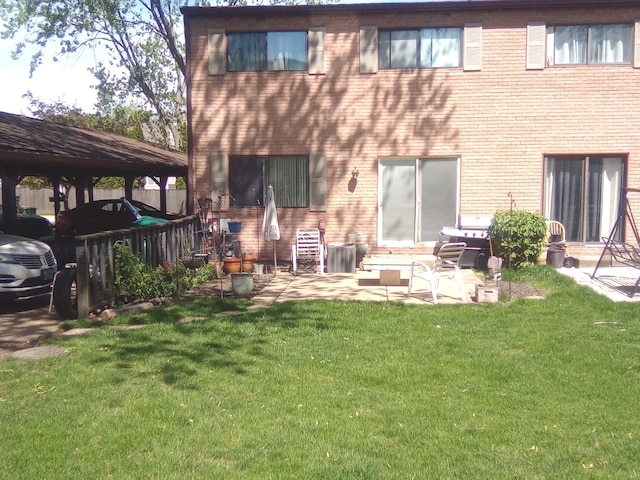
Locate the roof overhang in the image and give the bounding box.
[181,0,640,18]
[0,112,187,179]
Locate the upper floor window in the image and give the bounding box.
[378,28,461,69]
[228,31,308,72]
[547,24,632,65]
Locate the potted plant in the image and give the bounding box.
[223,257,241,273]
[241,252,258,272]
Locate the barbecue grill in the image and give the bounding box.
[440,215,492,269]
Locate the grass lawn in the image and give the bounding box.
[1,266,639,478]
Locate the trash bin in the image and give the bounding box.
[546,244,566,268]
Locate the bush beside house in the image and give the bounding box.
[488,210,548,269]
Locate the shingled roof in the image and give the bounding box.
[0,112,186,178]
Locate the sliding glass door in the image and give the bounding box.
[544,156,624,242]
[379,157,459,245]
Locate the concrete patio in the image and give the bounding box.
[249,268,485,306]
[558,265,640,302]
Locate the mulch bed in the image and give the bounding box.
[499,281,546,299]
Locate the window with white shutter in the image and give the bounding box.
[208,29,226,75]
[463,24,482,71]
[526,22,546,70]
[210,152,229,209]
[309,152,326,212]
[360,26,378,73]
[308,27,326,75]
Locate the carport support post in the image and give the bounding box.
[75,178,87,206]
[159,176,168,214]
[51,177,62,216]
[76,242,90,320]
[1,174,18,231]
[124,176,134,200]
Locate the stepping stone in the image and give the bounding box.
[10,346,68,360]
[61,328,96,337]
[179,316,207,323]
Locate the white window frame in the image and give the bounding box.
[546,24,632,66]
[378,27,463,70]
[226,31,308,72]
[543,155,626,243]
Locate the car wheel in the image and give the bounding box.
[53,268,78,319]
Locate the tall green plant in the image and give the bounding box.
[488,210,548,269]
[114,241,186,301]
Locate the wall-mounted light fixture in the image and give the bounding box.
[351,167,359,179]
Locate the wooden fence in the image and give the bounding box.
[68,215,202,319]
[15,187,188,216]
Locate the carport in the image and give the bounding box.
[0,112,188,234]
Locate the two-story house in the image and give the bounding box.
[182,0,640,265]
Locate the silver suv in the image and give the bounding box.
[0,234,57,301]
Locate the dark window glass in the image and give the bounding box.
[379,28,461,70]
[229,156,308,207]
[228,32,307,72]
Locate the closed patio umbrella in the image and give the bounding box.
[262,184,280,274]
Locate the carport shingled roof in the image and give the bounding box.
[0,112,186,178]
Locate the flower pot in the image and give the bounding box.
[241,261,255,272]
[223,257,241,274]
[241,254,258,272]
[355,242,369,269]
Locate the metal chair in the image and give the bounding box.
[48,270,61,314]
[291,228,325,275]
[407,242,467,304]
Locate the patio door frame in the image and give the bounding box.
[543,155,626,243]
[377,156,460,247]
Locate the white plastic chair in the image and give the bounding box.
[291,228,325,275]
[407,242,467,304]
[547,220,569,255]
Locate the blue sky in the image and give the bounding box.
[0,0,418,116]
[0,36,102,115]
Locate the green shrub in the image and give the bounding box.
[114,241,191,301]
[192,263,217,287]
[488,210,548,269]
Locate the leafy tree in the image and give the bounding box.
[24,93,149,140]
[1,0,191,149]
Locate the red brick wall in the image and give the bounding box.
[185,4,640,263]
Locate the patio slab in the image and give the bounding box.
[251,269,483,305]
[558,265,640,302]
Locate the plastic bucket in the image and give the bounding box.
[546,244,565,268]
[231,272,253,297]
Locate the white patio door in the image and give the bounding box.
[379,157,459,245]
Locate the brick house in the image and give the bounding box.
[181,0,640,265]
